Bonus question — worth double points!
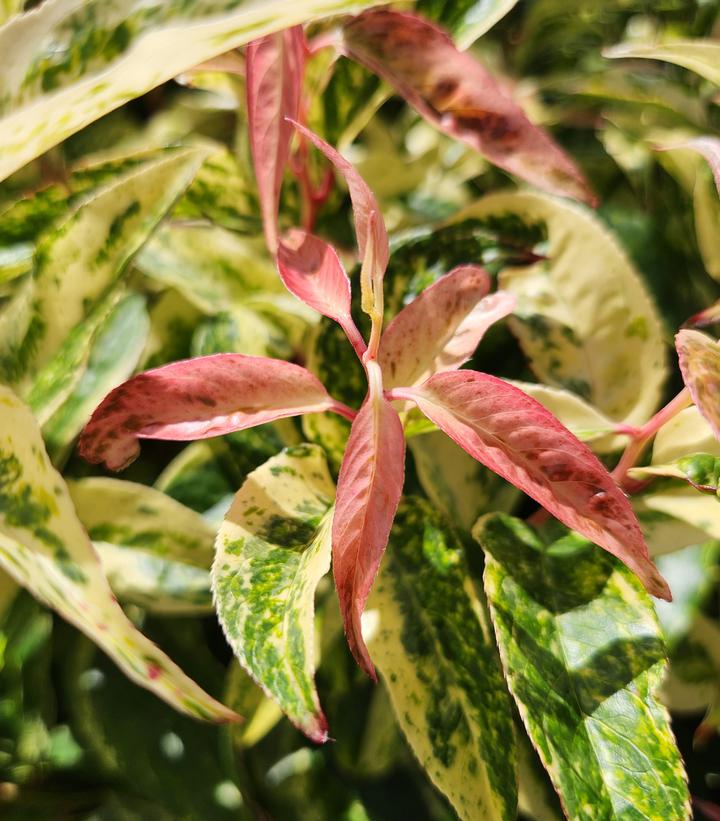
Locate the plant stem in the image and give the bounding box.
[329,400,358,422]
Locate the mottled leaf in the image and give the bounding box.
[455,192,667,425]
[632,454,720,497]
[343,10,594,204]
[0,0,387,183]
[605,39,720,86]
[247,26,304,252]
[0,385,236,722]
[78,354,339,471]
[333,393,405,677]
[417,0,521,50]
[677,329,720,441]
[213,445,335,742]
[379,264,514,389]
[405,370,670,599]
[225,661,283,750]
[365,498,517,821]
[479,513,690,820]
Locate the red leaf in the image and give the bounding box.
[676,329,720,440]
[277,229,352,322]
[378,265,514,388]
[79,354,337,471]
[404,370,670,600]
[332,394,405,677]
[289,120,389,278]
[247,26,305,253]
[343,10,595,205]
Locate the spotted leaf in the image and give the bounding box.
[78,354,340,471]
[379,264,514,389]
[247,26,305,252]
[677,330,720,442]
[333,393,405,677]
[404,370,670,599]
[0,384,236,722]
[365,498,517,821]
[343,10,594,204]
[212,445,335,742]
[478,513,690,820]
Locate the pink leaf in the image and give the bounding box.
[247,26,305,253]
[676,329,720,441]
[342,10,595,205]
[332,395,405,678]
[79,354,338,471]
[403,370,670,600]
[378,265,515,388]
[289,120,389,278]
[277,229,352,322]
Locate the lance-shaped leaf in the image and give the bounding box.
[247,26,305,252]
[0,385,236,722]
[403,370,670,599]
[277,229,352,323]
[0,0,387,184]
[417,0,521,50]
[213,445,335,742]
[631,454,720,498]
[290,121,389,289]
[78,353,341,472]
[365,498,517,821]
[677,330,720,442]
[342,10,594,204]
[666,137,720,196]
[333,393,405,677]
[379,264,514,388]
[605,39,720,86]
[478,514,690,820]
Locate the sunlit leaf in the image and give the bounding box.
[0,385,236,722]
[366,498,517,821]
[213,445,335,742]
[605,39,720,86]
[479,513,690,820]
[677,329,720,441]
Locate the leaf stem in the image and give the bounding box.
[329,399,358,422]
[339,316,368,361]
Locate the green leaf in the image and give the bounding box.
[225,661,283,749]
[42,292,150,465]
[0,0,22,26]
[478,513,690,820]
[0,0,387,183]
[0,384,236,722]
[212,444,335,742]
[455,192,667,425]
[139,289,204,370]
[632,453,720,496]
[605,40,720,86]
[366,498,517,821]
[416,0,520,49]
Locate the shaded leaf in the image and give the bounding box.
[605,39,720,86]
[0,385,236,722]
[478,513,690,820]
[213,445,335,742]
[366,498,517,821]
[417,0,521,50]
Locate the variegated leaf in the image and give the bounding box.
[453,192,667,426]
[677,329,720,441]
[0,0,386,183]
[247,26,304,252]
[225,661,283,750]
[0,384,236,722]
[631,454,720,497]
[333,393,406,677]
[343,10,594,204]
[417,0,521,50]
[78,354,340,471]
[379,264,514,389]
[212,445,335,742]
[653,406,720,464]
[42,293,149,465]
[636,486,720,542]
[404,370,670,599]
[478,513,690,820]
[605,39,720,86]
[365,498,517,821]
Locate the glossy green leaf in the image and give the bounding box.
[213,445,335,742]
[366,498,517,821]
[454,192,667,425]
[478,513,690,820]
[416,0,520,49]
[0,0,387,183]
[631,453,720,496]
[0,384,236,722]
[605,40,720,86]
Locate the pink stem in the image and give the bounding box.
[384,387,418,403]
[328,399,358,422]
[339,317,368,362]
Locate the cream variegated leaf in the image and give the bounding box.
[605,40,720,86]
[653,406,720,464]
[453,192,667,426]
[225,661,284,750]
[212,445,335,742]
[478,513,690,820]
[0,0,386,183]
[636,486,720,541]
[366,498,517,821]
[0,385,236,722]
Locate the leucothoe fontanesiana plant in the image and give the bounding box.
[1,1,720,819]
